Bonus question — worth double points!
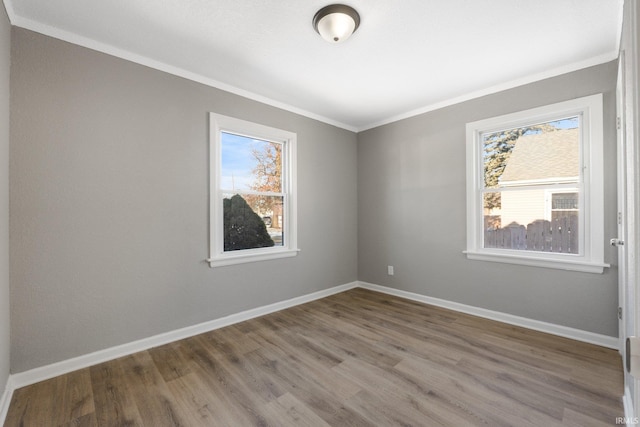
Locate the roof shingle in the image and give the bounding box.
[499,128,579,184]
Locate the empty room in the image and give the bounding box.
[0,0,639,426]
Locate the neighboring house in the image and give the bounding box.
[498,128,579,227]
[484,128,580,254]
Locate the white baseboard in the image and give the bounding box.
[1,279,620,426]
[0,375,14,425]
[358,281,619,349]
[9,281,359,390]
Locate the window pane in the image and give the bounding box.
[221,132,282,193]
[243,193,284,247]
[552,192,578,210]
[483,191,579,254]
[482,117,580,191]
[466,94,604,272]
[223,193,284,251]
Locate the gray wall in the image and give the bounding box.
[10,28,358,372]
[358,61,619,337]
[0,2,10,396]
[8,24,620,374]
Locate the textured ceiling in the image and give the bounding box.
[4,0,624,131]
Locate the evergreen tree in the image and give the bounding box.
[483,123,557,210]
[223,194,274,251]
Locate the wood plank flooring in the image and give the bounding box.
[4,288,624,426]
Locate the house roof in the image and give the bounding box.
[499,128,579,184]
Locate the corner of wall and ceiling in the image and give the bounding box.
[0,0,621,134]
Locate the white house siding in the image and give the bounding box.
[500,189,546,227]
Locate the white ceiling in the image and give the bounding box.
[4,0,624,131]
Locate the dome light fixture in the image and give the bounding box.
[313,4,360,44]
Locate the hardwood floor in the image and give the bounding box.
[4,288,623,426]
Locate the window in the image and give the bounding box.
[208,113,298,267]
[465,94,608,273]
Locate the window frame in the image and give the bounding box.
[208,113,298,267]
[464,94,609,273]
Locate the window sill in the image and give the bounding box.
[463,250,609,274]
[207,248,300,268]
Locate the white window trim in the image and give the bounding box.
[207,113,299,268]
[464,94,609,273]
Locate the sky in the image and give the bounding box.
[524,116,579,133]
[220,132,274,191]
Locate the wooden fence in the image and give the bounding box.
[484,215,579,254]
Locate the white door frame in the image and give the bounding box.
[617,50,628,355]
[619,0,640,418]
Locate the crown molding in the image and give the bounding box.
[5,5,359,133]
[357,51,619,132]
[3,0,621,135]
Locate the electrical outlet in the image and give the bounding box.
[387,265,394,276]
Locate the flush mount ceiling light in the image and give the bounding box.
[313,4,360,44]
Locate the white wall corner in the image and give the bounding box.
[2,0,16,23]
[0,374,15,426]
[357,281,618,349]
